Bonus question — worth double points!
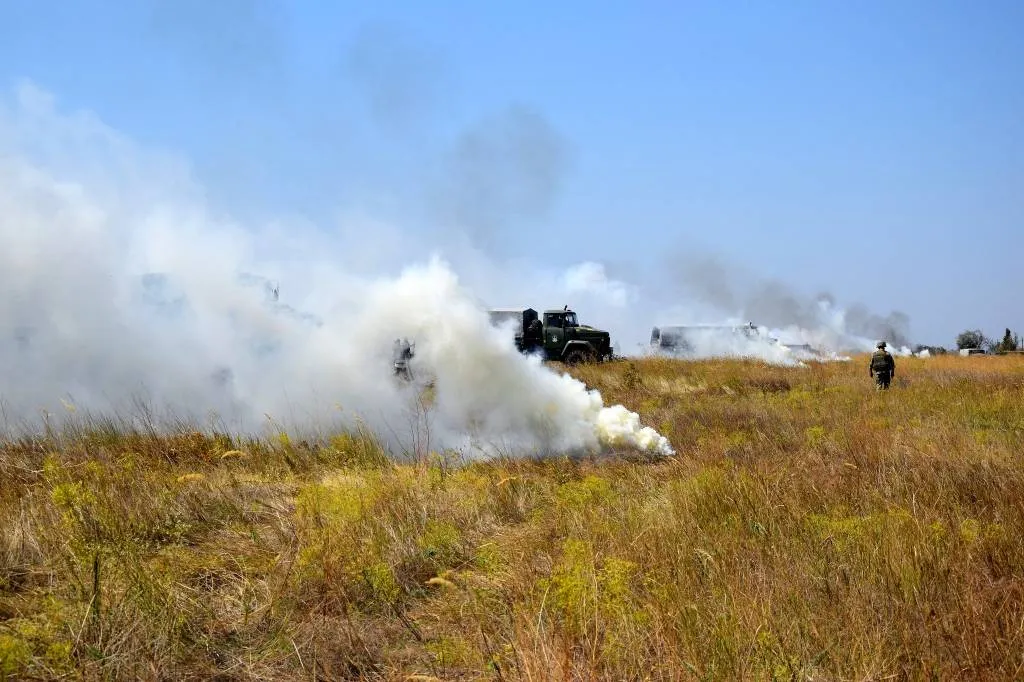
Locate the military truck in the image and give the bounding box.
[487,306,614,364]
[649,323,766,354]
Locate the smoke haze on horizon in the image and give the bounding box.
[1,78,917,433]
[2,2,1016,348]
[652,249,914,350]
[1,1,1020,442]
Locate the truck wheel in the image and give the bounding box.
[563,349,594,365]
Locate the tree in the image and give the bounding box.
[996,328,1019,353]
[956,329,986,350]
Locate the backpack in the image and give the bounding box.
[870,351,891,372]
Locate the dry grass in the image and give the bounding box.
[1,354,1023,680]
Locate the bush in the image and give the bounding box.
[956,329,986,350]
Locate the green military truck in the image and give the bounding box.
[487,306,614,364]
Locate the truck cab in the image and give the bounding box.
[541,309,577,352]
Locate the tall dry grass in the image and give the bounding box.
[1,354,1022,680]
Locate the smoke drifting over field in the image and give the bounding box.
[0,82,672,458]
[429,106,570,252]
[0,69,920,460]
[648,249,916,362]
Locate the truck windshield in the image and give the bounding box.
[564,312,578,326]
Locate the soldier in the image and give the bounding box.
[869,340,895,390]
[393,338,414,381]
[525,317,543,352]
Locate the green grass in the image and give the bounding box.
[1,354,1023,680]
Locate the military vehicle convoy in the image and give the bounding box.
[487,306,614,364]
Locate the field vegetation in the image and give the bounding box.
[1,354,1023,680]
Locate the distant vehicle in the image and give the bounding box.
[959,348,987,356]
[487,306,614,364]
[649,323,771,354]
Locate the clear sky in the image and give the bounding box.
[2,0,1021,346]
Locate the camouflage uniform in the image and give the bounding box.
[393,338,414,381]
[525,318,544,352]
[869,342,895,390]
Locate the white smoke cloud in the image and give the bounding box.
[561,262,636,308]
[421,243,646,357]
[639,249,918,364]
[765,297,914,358]
[644,325,808,366]
[0,80,672,459]
[643,316,914,366]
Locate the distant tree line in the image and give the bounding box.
[953,328,1021,354]
[911,328,1020,356]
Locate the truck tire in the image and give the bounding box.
[563,348,595,365]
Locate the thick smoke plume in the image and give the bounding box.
[650,248,915,362]
[429,105,570,252]
[343,22,449,134]
[0,82,672,459]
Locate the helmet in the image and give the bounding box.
[876,341,886,348]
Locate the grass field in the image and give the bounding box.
[1,354,1023,680]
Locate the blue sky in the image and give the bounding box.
[2,0,1021,346]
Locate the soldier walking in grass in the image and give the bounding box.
[869,341,896,390]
